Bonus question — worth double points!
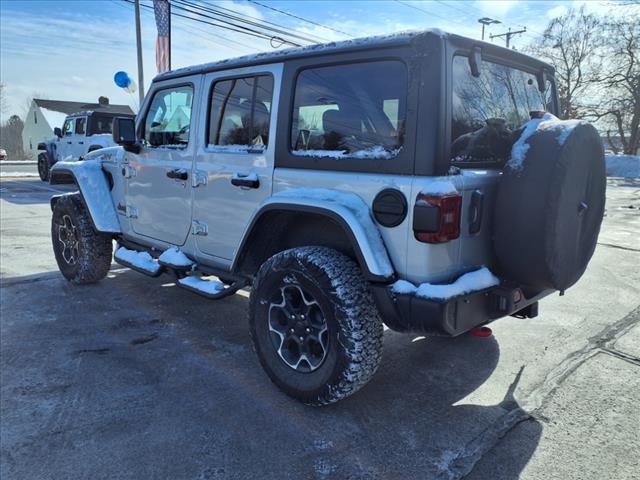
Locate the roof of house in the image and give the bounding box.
[33,99,134,116]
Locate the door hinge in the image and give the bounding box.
[122,165,136,178]
[191,220,208,236]
[192,170,208,188]
[125,204,138,219]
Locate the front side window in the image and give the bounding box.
[291,61,407,159]
[75,117,86,135]
[208,75,274,149]
[63,119,74,136]
[143,85,193,147]
[451,55,555,165]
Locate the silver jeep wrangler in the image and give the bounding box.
[49,30,606,405]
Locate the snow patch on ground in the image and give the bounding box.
[0,172,39,177]
[178,276,225,295]
[293,146,401,160]
[275,188,394,277]
[115,246,160,274]
[508,113,585,171]
[420,180,458,195]
[158,247,193,267]
[391,267,500,300]
[605,154,640,178]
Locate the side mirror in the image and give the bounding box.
[469,46,482,78]
[54,127,62,138]
[112,117,140,153]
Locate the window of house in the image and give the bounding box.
[450,55,555,165]
[76,117,86,135]
[208,74,274,150]
[290,60,407,159]
[63,119,74,136]
[34,111,37,124]
[143,85,193,148]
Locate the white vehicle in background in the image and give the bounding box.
[37,110,135,181]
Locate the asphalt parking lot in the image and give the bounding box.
[1,177,639,480]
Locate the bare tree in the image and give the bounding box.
[587,16,640,155]
[0,115,26,159]
[529,7,602,119]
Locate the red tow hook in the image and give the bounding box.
[469,326,493,337]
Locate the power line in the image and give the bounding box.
[392,0,485,31]
[247,0,354,38]
[172,0,322,45]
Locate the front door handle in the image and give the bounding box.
[67,141,72,144]
[231,174,259,189]
[166,168,188,181]
[78,141,84,145]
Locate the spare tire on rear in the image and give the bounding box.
[494,121,606,291]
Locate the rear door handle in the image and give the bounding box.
[166,168,188,181]
[67,141,72,144]
[78,141,84,145]
[231,174,259,189]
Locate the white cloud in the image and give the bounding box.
[546,5,569,19]
[476,0,519,16]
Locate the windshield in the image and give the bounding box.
[451,55,555,165]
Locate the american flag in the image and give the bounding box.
[153,0,170,73]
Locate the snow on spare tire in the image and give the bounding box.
[494,114,606,291]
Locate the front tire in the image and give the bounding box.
[249,247,383,405]
[37,153,50,182]
[51,194,112,284]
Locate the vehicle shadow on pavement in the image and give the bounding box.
[1,267,542,480]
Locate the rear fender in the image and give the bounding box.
[233,188,395,281]
[49,159,121,233]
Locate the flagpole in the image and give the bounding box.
[134,0,145,106]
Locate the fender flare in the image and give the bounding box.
[49,160,121,234]
[232,190,395,282]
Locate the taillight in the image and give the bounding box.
[413,193,462,243]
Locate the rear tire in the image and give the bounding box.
[51,193,112,284]
[37,153,50,182]
[249,247,383,405]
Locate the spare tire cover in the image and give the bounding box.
[494,122,606,291]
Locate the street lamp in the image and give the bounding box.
[478,17,501,40]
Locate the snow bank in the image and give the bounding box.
[178,276,225,294]
[0,172,39,177]
[114,246,160,274]
[292,146,401,160]
[275,188,394,277]
[391,267,500,300]
[605,154,640,178]
[508,113,584,171]
[158,246,193,267]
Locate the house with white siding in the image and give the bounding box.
[22,97,133,159]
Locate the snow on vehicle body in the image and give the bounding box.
[37,110,136,181]
[49,30,606,405]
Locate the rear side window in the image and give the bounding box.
[143,85,193,148]
[451,55,555,165]
[291,61,407,159]
[90,115,114,134]
[208,74,274,150]
[75,117,86,135]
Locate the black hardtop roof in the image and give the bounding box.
[33,99,135,117]
[154,29,553,83]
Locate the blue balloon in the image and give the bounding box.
[114,71,131,89]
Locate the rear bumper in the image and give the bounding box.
[371,282,553,337]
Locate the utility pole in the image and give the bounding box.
[490,27,527,48]
[134,0,145,105]
[478,17,501,41]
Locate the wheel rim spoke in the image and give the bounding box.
[57,214,78,265]
[268,284,328,373]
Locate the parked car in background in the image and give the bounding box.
[37,110,135,181]
[0,148,7,161]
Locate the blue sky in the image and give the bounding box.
[0,0,634,119]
